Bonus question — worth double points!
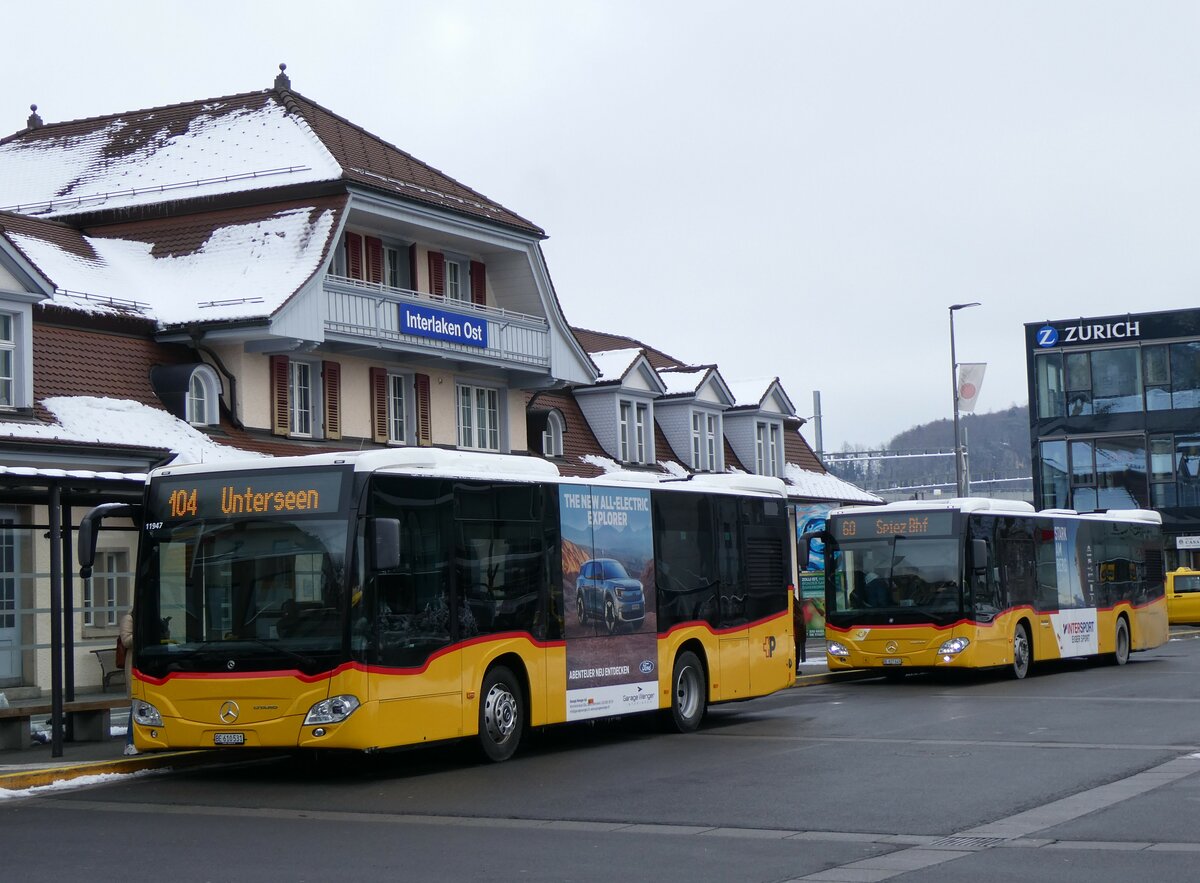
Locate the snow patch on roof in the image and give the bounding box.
[659,367,706,396]
[784,462,882,504]
[727,378,775,408]
[579,453,623,473]
[8,206,335,324]
[0,397,261,464]
[589,349,642,382]
[0,101,342,217]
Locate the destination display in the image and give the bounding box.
[832,511,955,540]
[150,469,347,521]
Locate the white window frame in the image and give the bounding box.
[619,399,650,464]
[635,404,648,464]
[619,401,632,461]
[445,258,465,301]
[457,382,501,451]
[186,365,221,426]
[756,420,782,477]
[387,373,408,445]
[289,360,315,438]
[0,314,13,409]
[384,244,408,290]
[692,410,719,472]
[0,298,33,410]
[542,410,564,458]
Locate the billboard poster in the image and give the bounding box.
[795,502,836,571]
[798,571,826,638]
[559,485,658,721]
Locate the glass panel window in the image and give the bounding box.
[85,551,128,628]
[445,260,464,301]
[706,414,718,472]
[187,371,208,425]
[1091,348,1140,414]
[1039,440,1068,509]
[1070,440,1094,486]
[384,246,405,290]
[0,314,12,408]
[289,361,312,437]
[635,404,648,463]
[1094,436,1148,509]
[1035,352,1065,418]
[1065,352,1091,416]
[1171,342,1200,409]
[542,411,563,458]
[0,518,15,630]
[1144,345,1170,411]
[1177,434,1200,506]
[619,402,631,462]
[457,384,499,451]
[692,413,702,469]
[387,374,406,444]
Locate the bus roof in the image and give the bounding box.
[829,497,1162,525]
[150,449,788,498]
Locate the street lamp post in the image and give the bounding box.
[949,302,981,497]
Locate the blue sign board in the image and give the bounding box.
[400,303,488,348]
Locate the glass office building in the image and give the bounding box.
[1027,307,1200,569]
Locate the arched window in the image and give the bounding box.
[186,366,221,426]
[542,410,564,458]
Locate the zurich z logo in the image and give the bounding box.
[1036,325,1058,347]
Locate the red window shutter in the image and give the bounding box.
[369,367,388,444]
[428,251,445,297]
[366,236,384,285]
[322,361,342,440]
[270,355,289,436]
[470,261,486,306]
[415,373,431,446]
[345,232,363,281]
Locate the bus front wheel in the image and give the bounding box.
[478,665,524,762]
[1010,623,1032,680]
[667,650,706,733]
[1111,618,1130,666]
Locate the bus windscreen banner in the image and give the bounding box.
[559,485,658,721]
[150,470,347,522]
[833,511,955,540]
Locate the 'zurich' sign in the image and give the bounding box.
[400,303,488,349]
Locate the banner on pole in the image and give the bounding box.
[957,362,987,412]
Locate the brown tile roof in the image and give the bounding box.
[282,91,543,237]
[0,212,99,287]
[3,85,541,237]
[570,327,684,371]
[785,421,826,473]
[524,389,605,478]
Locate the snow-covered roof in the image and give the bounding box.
[727,377,775,408]
[2,202,339,324]
[659,367,707,396]
[0,97,342,218]
[588,348,643,382]
[0,397,261,465]
[784,462,882,504]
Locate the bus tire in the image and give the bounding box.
[1010,622,1032,680]
[1112,617,1131,666]
[667,650,706,733]
[478,665,524,763]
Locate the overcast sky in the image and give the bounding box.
[6,1,1200,453]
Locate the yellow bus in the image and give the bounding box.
[810,499,1168,680]
[79,449,795,761]
[1166,568,1200,625]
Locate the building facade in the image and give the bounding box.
[1026,307,1200,568]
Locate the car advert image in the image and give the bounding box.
[559,485,658,721]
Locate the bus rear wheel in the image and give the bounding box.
[1010,623,1032,680]
[478,665,524,763]
[667,650,706,733]
[1111,618,1130,666]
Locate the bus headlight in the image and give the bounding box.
[304,695,361,725]
[826,641,850,657]
[937,637,971,656]
[132,700,163,727]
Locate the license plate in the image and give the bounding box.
[882,658,903,666]
[213,732,245,745]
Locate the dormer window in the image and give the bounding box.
[542,410,564,458]
[692,411,720,472]
[186,366,221,426]
[756,421,782,476]
[619,400,649,464]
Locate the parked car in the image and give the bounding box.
[576,558,645,634]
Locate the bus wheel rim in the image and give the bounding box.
[484,684,517,742]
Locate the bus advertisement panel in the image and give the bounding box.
[560,485,658,720]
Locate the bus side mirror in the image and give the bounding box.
[370,518,401,572]
[78,503,140,579]
[798,530,829,572]
[971,538,989,574]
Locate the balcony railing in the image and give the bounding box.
[324,274,550,369]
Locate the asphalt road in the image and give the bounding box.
[5,634,1200,882]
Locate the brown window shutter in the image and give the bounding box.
[322,361,342,440]
[470,261,486,306]
[428,251,445,297]
[270,355,290,436]
[415,373,431,446]
[369,367,389,444]
[366,236,383,285]
[345,232,363,280]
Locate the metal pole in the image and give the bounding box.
[49,483,63,758]
[949,303,980,497]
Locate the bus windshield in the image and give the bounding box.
[830,536,962,619]
[136,516,349,676]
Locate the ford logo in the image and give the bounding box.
[639,660,654,674]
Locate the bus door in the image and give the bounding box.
[967,529,1008,666]
[715,498,750,699]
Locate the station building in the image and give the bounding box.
[1026,307,1200,569]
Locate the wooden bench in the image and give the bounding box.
[0,697,129,750]
[91,647,126,692]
